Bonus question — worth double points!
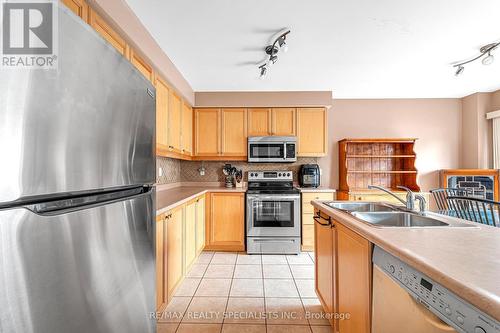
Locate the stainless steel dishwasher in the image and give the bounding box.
[372,246,500,333]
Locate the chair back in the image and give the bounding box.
[430,188,472,212]
[446,196,500,227]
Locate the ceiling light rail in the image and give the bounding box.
[453,42,499,76]
[259,29,290,79]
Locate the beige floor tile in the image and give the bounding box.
[301,298,331,326]
[295,279,317,298]
[196,251,215,264]
[174,278,201,297]
[262,254,287,264]
[264,279,299,298]
[263,264,292,279]
[290,265,315,279]
[186,264,208,278]
[225,297,266,324]
[176,323,222,333]
[222,323,267,333]
[310,325,334,333]
[265,297,308,325]
[156,323,178,333]
[267,324,313,333]
[237,253,262,265]
[158,296,191,323]
[182,297,228,323]
[286,253,313,265]
[195,278,232,296]
[204,264,235,278]
[234,264,263,279]
[230,278,264,297]
[211,252,237,264]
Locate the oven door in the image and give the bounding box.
[246,194,300,237]
[248,142,286,162]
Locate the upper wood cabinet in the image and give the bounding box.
[62,0,88,21]
[194,109,220,156]
[181,102,193,156]
[272,108,296,136]
[155,77,169,154]
[206,192,245,251]
[297,107,328,156]
[89,9,130,57]
[248,108,272,136]
[221,108,247,156]
[168,90,182,153]
[130,49,154,82]
[337,222,372,333]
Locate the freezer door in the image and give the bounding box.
[0,5,155,204]
[0,190,156,333]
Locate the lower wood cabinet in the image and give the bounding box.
[155,213,166,310]
[166,206,183,303]
[184,199,197,272]
[205,192,245,251]
[302,191,335,251]
[195,196,206,255]
[314,209,372,333]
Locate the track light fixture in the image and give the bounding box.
[258,29,291,79]
[453,41,499,76]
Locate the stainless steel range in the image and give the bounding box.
[246,171,301,254]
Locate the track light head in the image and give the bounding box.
[278,36,288,53]
[259,64,267,79]
[455,65,465,76]
[268,55,278,66]
[482,52,494,66]
[258,29,291,78]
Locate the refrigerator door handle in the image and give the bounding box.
[25,186,152,216]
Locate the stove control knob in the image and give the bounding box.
[389,265,395,274]
[456,316,464,325]
[474,327,486,333]
[278,173,282,177]
[287,172,291,177]
[444,307,452,316]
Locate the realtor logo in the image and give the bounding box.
[1,0,58,68]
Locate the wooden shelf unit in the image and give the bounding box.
[339,138,421,193]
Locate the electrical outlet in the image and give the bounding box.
[159,167,163,177]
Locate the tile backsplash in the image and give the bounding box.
[156,157,181,184]
[180,158,318,183]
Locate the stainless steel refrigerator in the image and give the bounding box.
[0,6,156,333]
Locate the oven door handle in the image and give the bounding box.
[247,195,300,201]
[314,213,332,226]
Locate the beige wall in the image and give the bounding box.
[195,91,332,107]
[318,99,463,191]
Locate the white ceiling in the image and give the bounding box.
[125,0,500,98]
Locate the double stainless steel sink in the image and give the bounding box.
[323,202,475,228]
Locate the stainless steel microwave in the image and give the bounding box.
[247,136,297,163]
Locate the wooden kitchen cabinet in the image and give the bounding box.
[155,77,169,155]
[195,196,206,255]
[272,108,296,136]
[62,0,88,21]
[194,108,220,156]
[168,90,182,154]
[337,222,372,333]
[206,192,245,251]
[166,206,183,302]
[184,200,197,272]
[314,210,336,327]
[130,49,154,82]
[302,191,335,251]
[248,108,272,136]
[155,213,166,310]
[221,108,247,156]
[89,9,130,58]
[297,108,328,156]
[181,102,193,156]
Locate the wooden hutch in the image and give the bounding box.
[338,138,424,203]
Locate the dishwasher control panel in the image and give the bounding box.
[373,246,500,333]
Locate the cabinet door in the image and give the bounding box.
[195,196,206,255]
[272,108,296,136]
[155,77,169,154]
[181,102,193,156]
[194,108,220,156]
[62,0,88,21]
[184,201,197,272]
[168,91,182,153]
[130,49,154,82]
[337,223,371,333]
[248,108,271,136]
[166,207,183,301]
[89,9,129,57]
[297,108,327,156]
[207,193,245,251]
[314,212,336,323]
[221,108,247,156]
[155,214,165,310]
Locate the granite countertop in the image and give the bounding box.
[311,200,500,321]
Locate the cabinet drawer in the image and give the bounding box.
[302,213,315,225]
[302,192,334,213]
